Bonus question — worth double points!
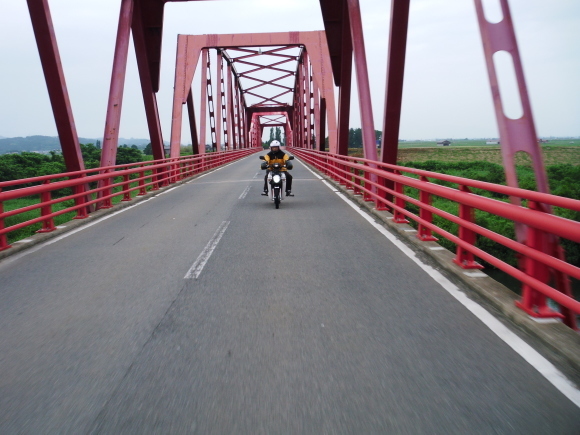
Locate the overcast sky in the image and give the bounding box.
[1,0,578,142]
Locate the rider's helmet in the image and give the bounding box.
[269,140,281,151]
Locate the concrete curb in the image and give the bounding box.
[302,161,580,380]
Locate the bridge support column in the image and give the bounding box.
[346,0,378,163]
[132,0,165,161]
[199,49,208,155]
[26,0,85,174]
[337,0,352,157]
[186,89,199,155]
[100,0,134,168]
[379,0,410,207]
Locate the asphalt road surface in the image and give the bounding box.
[0,154,578,434]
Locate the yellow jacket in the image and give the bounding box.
[264,150,290,171]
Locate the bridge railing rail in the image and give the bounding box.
[0,148,258,251]
[290,148,580,328]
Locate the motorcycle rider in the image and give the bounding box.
[261,139,293,196]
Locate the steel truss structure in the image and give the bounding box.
[169,32,337,156]
[17,0,577,326]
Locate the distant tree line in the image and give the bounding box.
[348,128,382,148]
[0,143,145,185]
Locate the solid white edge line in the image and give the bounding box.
[302,159,580,407]
[184,221,230,279]
[296,159,323,180]
[321,180,339,192]
[156,186,178,196]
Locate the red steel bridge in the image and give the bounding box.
[1,0,580,432]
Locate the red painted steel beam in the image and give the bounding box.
[243,75,294,93]
[132,0,165,161]
[227,63,237,149]
[337,0,352,156]
[380,0,410,166]
[318,0,346,86]
[319,98,327,152]
[100,0,134,167]
[26,0,85,173]
[216,50,223,149]
[474,0,550,207]
[199,49,208,154]
[474,0,570,322]
[347,0,378,162]
[186,89,199,154]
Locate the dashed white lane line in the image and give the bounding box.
[298,158,580,408]
[184,221,230,280]
[253,172,260,179]
[239,185,251,199]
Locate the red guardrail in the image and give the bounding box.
[290,148,580,329]
[0,148,258,251]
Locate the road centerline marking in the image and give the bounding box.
[184,221,230,280]
[239,185,251,199]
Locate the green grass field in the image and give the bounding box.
[397,138,578,149]
[3,177,153,245]
[350,141,580,167]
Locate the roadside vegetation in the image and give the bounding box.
[349,143,580,269]
[1,144,149,243]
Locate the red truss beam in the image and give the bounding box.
[26,0,85,173]
[243,74,295,93]
[169,31,337,153]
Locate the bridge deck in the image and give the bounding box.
[1,156,578,433]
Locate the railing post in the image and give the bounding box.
[160,160,170,187]
[338,158,347,186]
[363,164,373,202]
[416,175,437,241]
[73,183,89,219]
[121,173,131,201]
[100,171,113,209]
[36,180,56,232]
[515,201,564,319]
[0,188,12,251]
[151,167,160,191]
[138,165,146,195]
[375,172,389,211]
[453,185,482,268]
[392,170,409,223]
[353,165,363,196]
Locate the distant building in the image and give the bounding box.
[436,140,451,146]
[537,138,550,143]
[486,140,500,145]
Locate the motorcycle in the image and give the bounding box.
[259,155,294,209]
